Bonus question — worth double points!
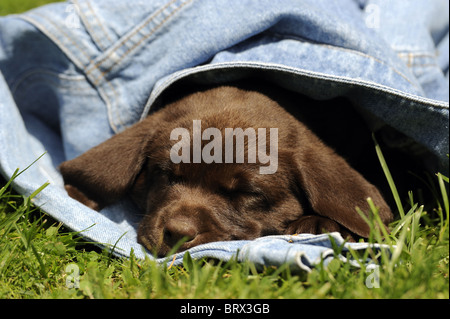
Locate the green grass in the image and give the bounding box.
[0,149,448,299]
[0,0,64,16]
[1,0,449,302]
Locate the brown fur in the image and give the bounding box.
[59,84,392,257]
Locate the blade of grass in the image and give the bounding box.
[0,169,20,198]
[0,208,24,242]
[367,197,392,245]
[389,216,410,273]
[1,153,48,201]
[164,236,190,262]
[28,182,50,200]
[438,171,449,184]
[437,172,449,242]
[437,173,449,220]
[407,205,424,252]
[355,204,393,273]
[6,153,47,182]
[107,231,128,267]
[390,206,416,237]
[372,134,404,218]
[30,242,47,278]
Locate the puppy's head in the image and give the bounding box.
[60,86,392,257]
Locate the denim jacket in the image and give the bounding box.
[0,0,448,268]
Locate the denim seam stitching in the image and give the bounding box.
[17,15,88,72]
[141,62,448,121]
[10,69,87,95]
[19,13,123,132]
[396,52,437,58]
[268,31,420,90]
[74,0,113,52]
[397,52,440,68]
[88,0,193,131]
[85,0,178,74]
[20,13,92,71]
[85,0,113,49]
[105,79,126,131]
[85,0,191,80]
[96,84,120,133]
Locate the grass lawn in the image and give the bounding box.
[0,163,448,300]
[0,0,64,15]
[1,0,449,303]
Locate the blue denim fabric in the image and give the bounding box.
[0,0,448,269]
[167,233,390,272]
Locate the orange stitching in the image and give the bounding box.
[91,0,192,86]
[397,52,436,59]
[105,78,125,129]
[86,0,113,45]
[74,0,113,51]
[85,0,181,76]
[267,31,422,90]
[23,12,91,66]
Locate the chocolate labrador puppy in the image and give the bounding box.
[60,82,392,257]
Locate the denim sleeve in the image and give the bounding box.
[0,0,448,269]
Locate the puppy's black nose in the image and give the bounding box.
[163,216,197,248]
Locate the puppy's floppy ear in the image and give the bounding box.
[59,117,158,211]
[294,130,393,238]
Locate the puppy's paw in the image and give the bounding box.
[286,215,356,241]
[64,184,101,211]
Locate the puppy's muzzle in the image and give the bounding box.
[143,202,217,256]
[163,214,198,248]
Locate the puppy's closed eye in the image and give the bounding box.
[157,168,181,186]
[220,185,271,211]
